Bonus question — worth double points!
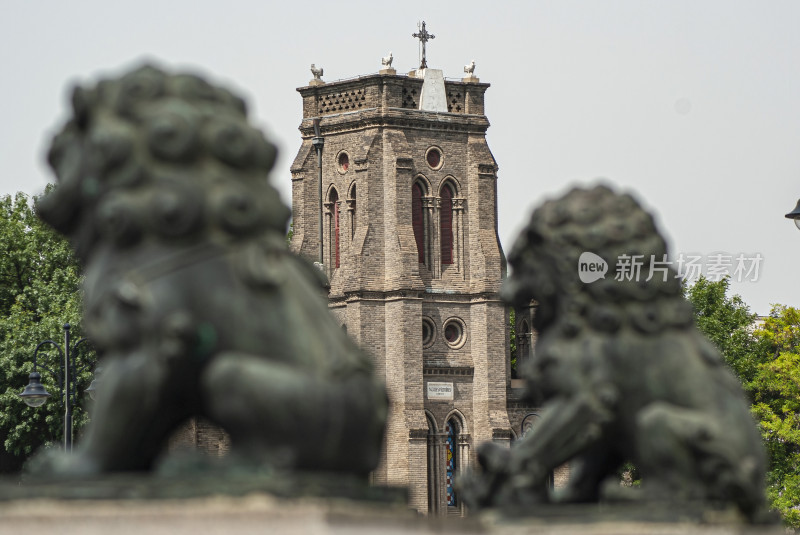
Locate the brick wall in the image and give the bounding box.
[169,418,231,456]
[291,71,512,515]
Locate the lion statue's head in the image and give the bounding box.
[38,63,289,261]
[505,185,693,336]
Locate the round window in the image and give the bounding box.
[426,147,442,169]
[442,317,466,349]
[422,317,435,348]
[338,152,350,173]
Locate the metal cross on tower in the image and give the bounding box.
[412,21,435,70]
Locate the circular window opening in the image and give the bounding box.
[442,317,466,349]
[426,147,442,169]
[444,323,460,342]
[338,152,350,173]
[422,317,435,348]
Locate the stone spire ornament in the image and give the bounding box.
[463,60,479,82]
[380,52,395,75]
[412,21,435,70]
[309,63,324,86]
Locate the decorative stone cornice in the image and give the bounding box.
[423,366,474,376]
[298,108,490,138]
[340,290,426,302]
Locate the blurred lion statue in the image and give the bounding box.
[36,64,386,476]
[459,185,767,521]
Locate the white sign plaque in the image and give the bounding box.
[427,382,454,400]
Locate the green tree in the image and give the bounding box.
[0,189,91,472]
[684,275,759,384]
[750,306,800,527]
[685,277,800,527]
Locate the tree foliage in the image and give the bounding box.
[750,306,800,527]
[286,221,294,246]
[683,275,760,384]
[685,276,800,527]
[0,189,92,472]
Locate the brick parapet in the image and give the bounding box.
[297,74,488,121]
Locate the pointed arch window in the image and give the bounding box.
[412,181,427,265]
[440,183,454,265]
[329,188,340,268]
[348,184,356,240]
[426,412,438,515]
[445,418,459,507]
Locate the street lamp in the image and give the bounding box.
[84,366,104,401]
[786,199,800,230]
[18,323,96,451]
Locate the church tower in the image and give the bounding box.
[290,32,512,514]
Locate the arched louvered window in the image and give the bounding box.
[440,183,454,265]
[412,182,426,264]
[349,184,356,239]
[329,188,340,268]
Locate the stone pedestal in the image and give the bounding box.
[380,68,397,75]
[462,75,480,83]
[0,496,783,534]
[309,79,325,86]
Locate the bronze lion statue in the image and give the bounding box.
[36,64,386,476]
[459,185,766,520]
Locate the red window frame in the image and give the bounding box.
[440,185,453,265]
[330,188,340,268]
[412,183,425,264]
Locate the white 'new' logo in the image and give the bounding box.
[578,252,608,283]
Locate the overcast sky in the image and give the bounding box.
[1,0,798,315]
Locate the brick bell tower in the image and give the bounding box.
[290,29,512,515]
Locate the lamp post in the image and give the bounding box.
[18,323,96,451]
[312,118,324,267]
[786,199,800,230]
